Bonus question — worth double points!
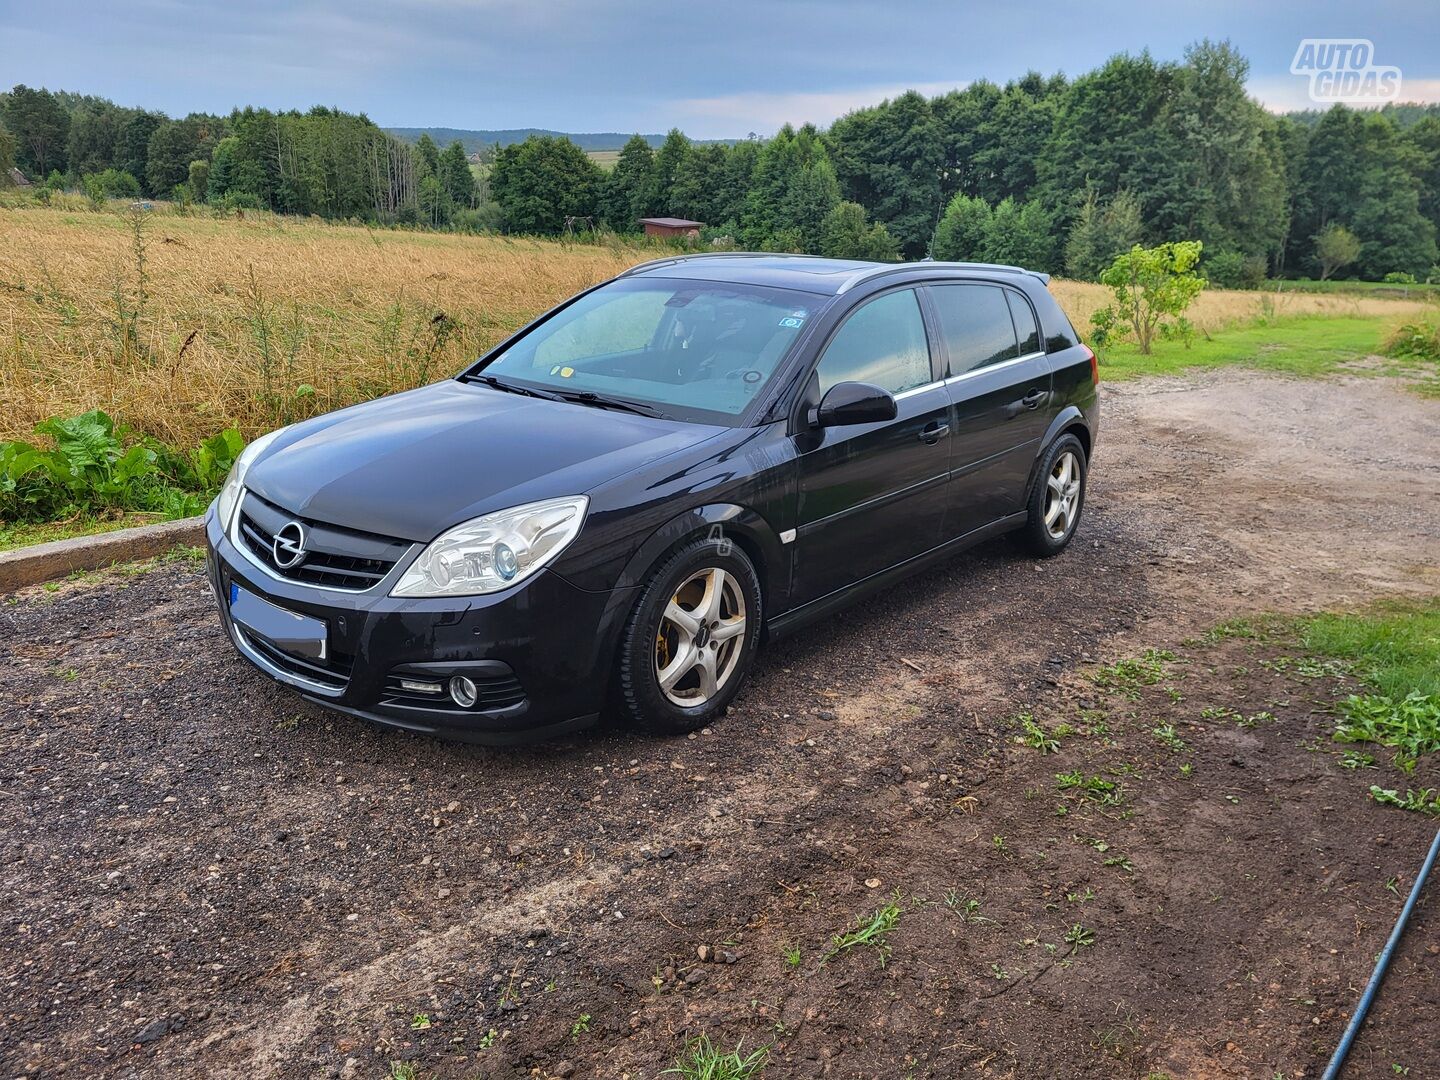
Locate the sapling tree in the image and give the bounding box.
[1091,241,1206,354]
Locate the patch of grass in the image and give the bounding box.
[1151,724,1189,753]
[823,900,902,966]
[1092,649,1175,697]
[780,944,801,968]
[1056,770,1123,805]
[0,510,163,552]
[1369,786,1440,816]
[570,1013,591,1037]
[1298,601,1440,700]
[1335,694,1440,770]
[1096,315,1429,383]
[1015,712,1060,753]
[388,1064,419,1080]
[662,1035,769,1080]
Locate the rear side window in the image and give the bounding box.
[815,289,932,396]
[1006,291,1041,355]
[929,284,1020,376]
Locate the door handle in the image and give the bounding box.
[919,422,950,443]
[1021,388,1047,410]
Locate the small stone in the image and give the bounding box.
[865,877,882,889]
[817,709,838,721]
[553,1062,576,1078]
[719,950,738,964]
[133,1018,171,1044]
[696,945,710,962]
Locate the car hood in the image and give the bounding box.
[245,380,726,542]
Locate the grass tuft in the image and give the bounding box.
[662,1035,769,1080]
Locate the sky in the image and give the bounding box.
[1,0,1437,138]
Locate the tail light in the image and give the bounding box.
[1082,345,1098,385]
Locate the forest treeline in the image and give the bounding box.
[3,40,1437,283]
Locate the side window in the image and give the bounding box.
[815,289,932,397]
[1006,291,1041,355]
[930,284,1020,376]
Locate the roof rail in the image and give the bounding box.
[835,261,1051,293]
[618,252,835,278]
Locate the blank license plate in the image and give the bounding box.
[229,583,328,660]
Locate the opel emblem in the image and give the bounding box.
[273,521,308,569]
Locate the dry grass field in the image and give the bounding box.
[1,201,1432,446]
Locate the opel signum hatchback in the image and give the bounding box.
[204,254,1098,742]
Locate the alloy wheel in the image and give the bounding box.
[1044,450,1082,541]
[653,567,747,707]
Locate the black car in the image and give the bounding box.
[205,254,1097,742]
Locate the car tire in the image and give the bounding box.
[615,535,764,734]
[1018,433,1087,557]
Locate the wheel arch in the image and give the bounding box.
[1023,406,1091,497]
[612,503,783,602]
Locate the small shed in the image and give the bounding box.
[640,216,703,240]
[7,167,31,187]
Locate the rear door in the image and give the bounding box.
[928,283,1054,532]
[790,287,952,605]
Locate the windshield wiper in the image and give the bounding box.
[554,390,671,420]
[469,374,566,401]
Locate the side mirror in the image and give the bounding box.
[810,381,898,428]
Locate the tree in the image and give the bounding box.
[186,159,210,203]
[414,133,441,177]
[1092,241,1207,354]
[983,198,1055,270]
[490,135,603,235]
[599,134,654,231]
[647,128,692,216]
[819,201,899,260]
[0,117,15,181]
[145,116,221,198]
[2,84,70,176]
[1065,190,1144,279]
[930,194,992,260]
[827,90,945,257]
[438,140,475,208]
[1313,223,1361,281]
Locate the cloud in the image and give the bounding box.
[1248,74,1440,113]
[671,81,968,137]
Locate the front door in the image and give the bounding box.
[791,288,952,605]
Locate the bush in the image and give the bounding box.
[1090,241,1207,354]
[0,410,243,524]
[1205,249,1268,290]
[1382,321,1440,362]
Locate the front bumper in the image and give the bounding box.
[204,507,627,743]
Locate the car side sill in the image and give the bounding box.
[764,511,1028,642]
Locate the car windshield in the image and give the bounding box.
[474,278,818,422]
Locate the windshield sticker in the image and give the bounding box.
[778,316,805,329]
[549,365,576,378]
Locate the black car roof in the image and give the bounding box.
[619,253,1051,296]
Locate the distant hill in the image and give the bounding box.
[384,127,666,154]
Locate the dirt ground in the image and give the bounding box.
[2,369,1438,1080]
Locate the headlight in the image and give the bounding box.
[214,428,285,529]
[391,496,589,598]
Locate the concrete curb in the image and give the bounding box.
[0,516,205,593]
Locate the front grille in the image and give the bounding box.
[380,670,527,712]
[242,630,354,691]
[238,492,412,591]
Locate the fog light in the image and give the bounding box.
[449,675,478,708]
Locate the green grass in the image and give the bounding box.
[1097,315,1429,383]
[1266,279,1440,298]
[1298,601,1440,700]
[0,511,165,552]
[662,1035,769,1080]
[823,900,902,965]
